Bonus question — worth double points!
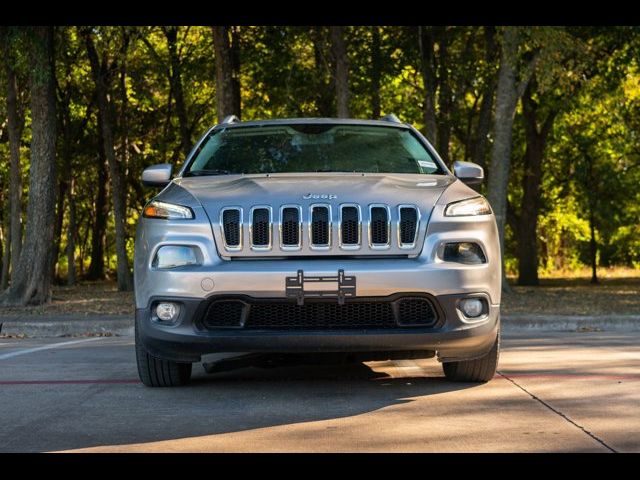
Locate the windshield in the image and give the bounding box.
[184,124,444,176]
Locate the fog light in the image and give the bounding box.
[460,298,484,318]
[156,302,179,322]
[153,245,201,269]
[443,242,486,264]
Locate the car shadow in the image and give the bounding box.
[28,354,483,452]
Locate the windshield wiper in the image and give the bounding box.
[184,169,233,177]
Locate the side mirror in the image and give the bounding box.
[453,161,484,185]
[142,164,173,187]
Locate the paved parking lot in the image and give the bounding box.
[0,331,638,452]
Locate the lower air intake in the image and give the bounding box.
[201,296,439,330]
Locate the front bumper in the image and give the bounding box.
[136,292,499,364]
[134,203,502,364]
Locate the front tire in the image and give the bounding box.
[135,329,192,387]
[442,332,499,383]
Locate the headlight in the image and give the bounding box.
[143,201,194,220]
[153,245,201,269]
[444,196,492,217]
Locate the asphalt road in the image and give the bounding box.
[0,331,638,452]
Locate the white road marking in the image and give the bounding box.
[0,337,102,361]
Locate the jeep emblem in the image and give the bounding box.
[303,193,337,200]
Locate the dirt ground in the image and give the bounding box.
[0,281,133,317]
[502,276,640,316]
[0,268,638,317]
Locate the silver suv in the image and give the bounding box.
[134,116,501,387]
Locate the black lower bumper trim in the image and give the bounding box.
[136,292,499,364]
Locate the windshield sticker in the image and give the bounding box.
[418,160,437,169]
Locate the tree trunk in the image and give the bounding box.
[589,206,598,284]
[57,72,75,283]
[586,154,599,285]
[1,26,57,306]
[418,26,438,144]
[212,26,241,122]
[0,197,9,290]
[370,26,382,118]
[79,208,91,279]
[66,177,77,286]
[83,29,132,291]
[119,28,131,175]
[2,28,25,279]
[487,27,537,291]
[436,27,451,163]
[86,126,109,281]
[310,27,333,117]
[163,26,191,157]
[52,102,72,280]
[230,27,242,117]
[471,26,497,170]
[330,26,350,118]
[517,83,557,286]
[517,149,543,286]
[52,177,67,280]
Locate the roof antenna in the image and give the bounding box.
[221,115,240,124]
[380,114,402,124]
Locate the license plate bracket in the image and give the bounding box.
[285,269,356,306]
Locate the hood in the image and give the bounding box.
[174,173,454,213]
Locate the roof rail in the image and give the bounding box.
[221,115,240,124]
[380,114,402,124]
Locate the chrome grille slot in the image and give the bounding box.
[280,206,301,248]
[251,207,272,249]
[310,205,331,247]
[221,208,242,250]
[398,205,419,247]
[369,205,390,247]
[340,205,360,248]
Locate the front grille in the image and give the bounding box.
[281,207,300,247]
[370,207,389,245]
[222,209,241,248]
[251,208,271,247]
[311,206,330,246]
[341,206,359,246]
[399,207,418,246]
[201,296,438,330]
[218,203,421,254]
